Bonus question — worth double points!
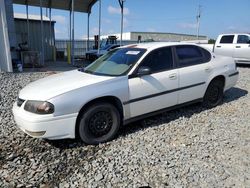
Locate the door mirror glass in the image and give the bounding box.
[137,66,151,76]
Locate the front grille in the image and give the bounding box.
[17,98,25,107]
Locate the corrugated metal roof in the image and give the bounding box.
[14,13,54,22]
[13,0,98,13]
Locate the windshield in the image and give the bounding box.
[83,48,146,76]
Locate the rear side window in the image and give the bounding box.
[175,45,204,67]
[200,47,212,62]
[237,35,250,44]
[220,35,234,44]
[139,47,173,73]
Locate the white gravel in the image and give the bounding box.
[0,67,249,187]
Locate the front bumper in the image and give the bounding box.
[12,102,77,140]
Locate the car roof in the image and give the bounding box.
[219,33,250,36]
[121,42,200,51]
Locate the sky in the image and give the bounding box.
[13,0,250,40]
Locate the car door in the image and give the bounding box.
[127,47,179,118]
[175,45,212,104]
[215,35,235,56]
[233,34,250,61]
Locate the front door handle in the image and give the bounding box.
[169,73,177,80]
[236,46,241,48]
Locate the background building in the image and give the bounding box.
[100,31,208,42]
[14,13,56,61]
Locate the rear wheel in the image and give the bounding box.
[203,79,224,108]
[78,103,120,145]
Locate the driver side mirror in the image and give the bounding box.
[137,66,151,76]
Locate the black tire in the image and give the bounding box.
[78,103,120,145]
[203,79,224,108]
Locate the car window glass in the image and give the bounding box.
[84,48,146,76]
[220,35,234,44]
[176,45,203,67]
[139,47,173,73]
[237,35,250,44]
[200,47,212,62]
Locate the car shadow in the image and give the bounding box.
[47,87,248,149]
[118,87,248,138]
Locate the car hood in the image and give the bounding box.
[19,70,113,101]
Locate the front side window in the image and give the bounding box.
[237,35,250,44]
[176,45,204,67]
[83,48,146,76]
[220,35,234,44]
[139,47,173,73]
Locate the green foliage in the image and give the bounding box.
[208,39,216,44]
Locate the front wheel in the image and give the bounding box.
[78,103,120,145]
[203,79,224,108]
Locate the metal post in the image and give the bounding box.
[26,1,30,48]
[69,7,72,64]
[98,0,101,54]
[40,0,45,66]
[118,0,125,46]
[196,5,201,40]
[87,12,90,51]
[71,0,75,66]
[49,7,53,61]
[49,8,52,45]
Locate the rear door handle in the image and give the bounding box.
[169,73,177,80]
[216,46,221,48]
[205,67,212,73]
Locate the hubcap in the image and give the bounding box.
[208,86,220,103]
[88,111,113,137]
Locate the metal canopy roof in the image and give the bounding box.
[13,0,98,13]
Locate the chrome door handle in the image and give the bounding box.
[169,73,177,80]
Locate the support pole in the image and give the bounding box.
[71,0,75,66]
[87,12,90,51]
[49,7,54,61]
[98,0,101,55]
[69,7,72,64]
[40,0,45,66]
[26,1,30,48]
[118,0,125,46]
[196,5,201,40]
[49,3,52,46]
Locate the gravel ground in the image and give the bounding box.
[0,67,249,188]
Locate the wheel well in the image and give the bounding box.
[210,75,225,88]
[75,96,124,138]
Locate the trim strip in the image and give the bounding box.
[228,71,239,77]
[123,98,203,125]
[123,82,205,105]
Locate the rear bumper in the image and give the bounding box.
[225,71,239,91]
[12,102,77,140]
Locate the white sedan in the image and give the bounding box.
[13,42,239,145]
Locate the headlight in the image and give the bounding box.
[24,101,54,114]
